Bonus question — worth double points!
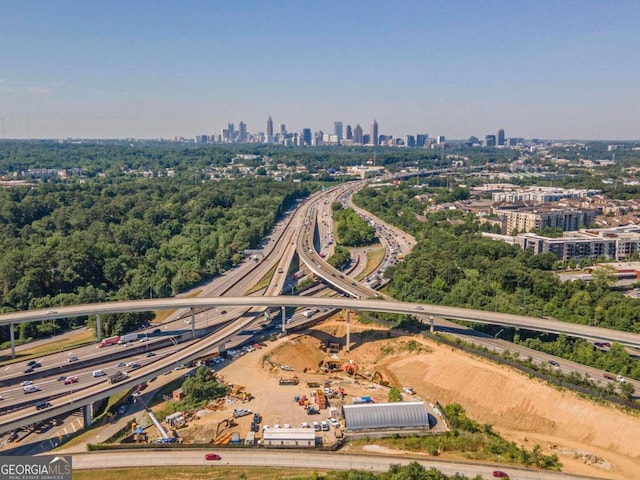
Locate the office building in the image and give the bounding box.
[437,135,445,144]
[302,128,312,146]
[370,119,378,146]
[405,135,415,147]
[345,124,352,140]
[416,134,428,147]
[334,121,343,142]
[267,116,273,143]
[497,128,505,146]
[485,135,496,147]
[353,124,363,144]
[238,121,247,141]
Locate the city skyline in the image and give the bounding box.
[1,1,639,140]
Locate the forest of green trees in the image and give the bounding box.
[0,172,308,343]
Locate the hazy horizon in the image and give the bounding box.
[2,0,639,140]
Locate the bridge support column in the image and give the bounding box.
[190,307,196,339]
[281,306,286,335]
[429,315,435,334]
[84,403,93,427]
[96,314,102,342]
[9,322,15,359]
[346,310,351,352]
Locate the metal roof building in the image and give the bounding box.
[343,401,429,431]
[262,427,317,447]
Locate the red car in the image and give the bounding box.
[205,453,221,461]
[64,376,79,385]
[493,472,509,478]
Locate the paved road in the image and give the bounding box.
[68,449,600,480]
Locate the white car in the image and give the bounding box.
[402,387,416,395]
[617,375,626,383]
[23,385,39,393]
[20,380,33,387]
[301,422,310,428]
[283,424,291,429]
[327,418,340,428]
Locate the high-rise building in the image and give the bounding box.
[353,124,363,144]
[437,135,446,144]
[238,121,247,141]
[302,128,312,146]
[334,121,343,141]
[279,124,286,135]
[345,125,352,140]
[266,116,273,143]
[497,128,505,146]
[370,119,378,146]
[416,134,428,147]
[485,135,496,147]
[405,135,416,147]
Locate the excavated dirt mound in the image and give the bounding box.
[176,315,640,479]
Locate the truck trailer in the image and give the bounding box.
[118,333,138,344]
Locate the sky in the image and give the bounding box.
[1,0,639,140]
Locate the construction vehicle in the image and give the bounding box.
[371,371,389,386]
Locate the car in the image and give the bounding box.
[205,453,221,461]
[46,310,58,315]
[328,418,340,428]
[23,367,34,374]
[7,432,19,442]
[548,360,560,367]
[312,421,320,431]
[273,424,281,429]
[253,413,261,423]
[64,376,79,385]
[23,385,39,394]
[31,362,42,368]
[35,401,51,410]
[146,351,156,357]
[403,387,416,395]
[262,425,269,431]
[281,365,294,371]
[20,380,33,387]
[492,472,509,478]
[617,375,626,383]
[139,336,149,342]
[414,305,424,310]
[232,408,252,418]
[321,421,329,431]
[152,328,161,334]
[301,422,310,428]
[118,405,127,415]
[27,360,38,367]
[220,310,227,314]
[116,362,126,367]
[283,423,291,429]
[68,356,78,362]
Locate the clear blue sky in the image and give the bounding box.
[1,0,639,140]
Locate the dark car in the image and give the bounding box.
[548,360,560,367]
[57,376,67,382]
[23,367,34,374]
[27,360,38,367]
[146,351,156,357]
[492,471,509,478]
[35,401,51,411]
[205,453,221,461]
[32,362,42,368]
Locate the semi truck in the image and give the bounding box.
[98,336,120,348]
[302,309,318,318]
[118,333,138,344]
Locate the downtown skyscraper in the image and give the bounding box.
[266,116,274,143]
[370,119,378,146]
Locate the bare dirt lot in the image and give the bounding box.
[161,315,640,479]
